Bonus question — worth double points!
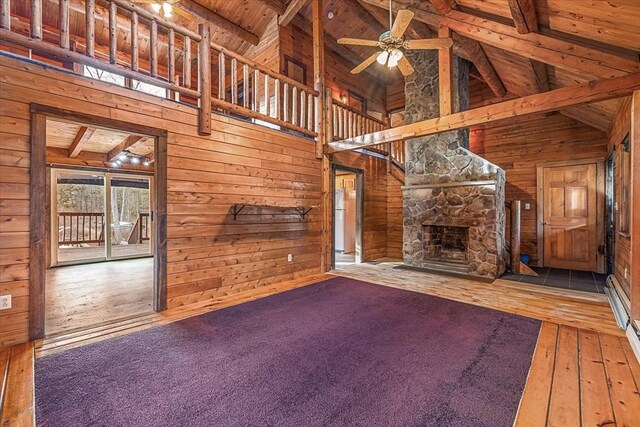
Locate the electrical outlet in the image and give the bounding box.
[0,295,11,310]
[287,254,293,262]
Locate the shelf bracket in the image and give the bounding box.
[232,204,246,220]
[295,207,313,219]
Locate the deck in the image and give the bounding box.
[57,243,151,264]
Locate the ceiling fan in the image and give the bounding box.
[337,1,453,76]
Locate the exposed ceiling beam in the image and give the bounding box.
[68,126,96,158]
[176,0,259,45]
[362,0,640,80]
[328,71,640,150]
[530,59,549,93]
[279,0,309,27]
[254,0,288,15]
[506,0,538,34]
[108,135,146,162]
[427,0,506,97]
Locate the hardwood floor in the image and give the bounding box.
[45,258,154,336]
[3,262,639,426]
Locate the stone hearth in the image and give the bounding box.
[402,51,506,280]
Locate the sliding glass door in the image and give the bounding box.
[52,169,152,266]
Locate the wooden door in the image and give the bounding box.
[542,163,598,271]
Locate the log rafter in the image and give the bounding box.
[279,0,309,27]
[107,135,146,162]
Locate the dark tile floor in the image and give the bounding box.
[500,267,607,294]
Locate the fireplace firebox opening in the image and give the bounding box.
[423,225,470,263]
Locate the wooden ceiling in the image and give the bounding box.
[47,119,154,158]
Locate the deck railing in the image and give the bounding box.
[127,212,150,244]
[58,212,105,246]
[209,41,319,137]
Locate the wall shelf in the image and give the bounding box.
[231,204,318,220]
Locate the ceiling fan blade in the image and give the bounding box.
[397,56,415,77]
[390,9,414,38]
[405,38,454,50]
[351,52,380,75]
[338,38,380,47]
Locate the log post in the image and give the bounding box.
[438,25,453,116]
[312,0,325,157]
[85,0,95,56]
[511,200,521,274]
[325,88,333,142]
[197,24,211,135]
[630,90,640,321]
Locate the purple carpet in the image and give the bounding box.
[36,277,540,426]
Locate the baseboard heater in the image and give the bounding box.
[605,275,630,330]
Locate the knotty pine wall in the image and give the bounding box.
[607,96,632,299]
[469,106,608,267]
[0,55,400,347]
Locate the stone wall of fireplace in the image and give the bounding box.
[402,50,506,279]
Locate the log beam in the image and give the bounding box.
[107,135,145,162]
[68,126,96,157]
[279,0,309,27]
[329,72,640,151]
[177,0,259,45]
[507,0,538,34]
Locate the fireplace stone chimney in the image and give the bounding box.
[402,51,506,280]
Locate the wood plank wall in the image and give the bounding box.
[386,173,403,259]
[607,97,632,299]
[0,56,324,346]
[0,55,399,347]
[469,85,608,267]
[279,24,387,116]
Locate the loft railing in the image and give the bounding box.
[209,41,319,137]
[0,0,210,133]
[329,98,386,140]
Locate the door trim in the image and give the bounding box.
[331,164,364,269]
[29,104,168,340]
[536,158,605,272]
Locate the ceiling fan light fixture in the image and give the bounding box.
[376,50,390,65]
[162,2,172,15]
[151,2,162,13]
[387,48,403,68]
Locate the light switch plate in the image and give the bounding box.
[524,203,531,210]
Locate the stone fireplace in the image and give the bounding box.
[423,225,469,263]
[401,51,506,280]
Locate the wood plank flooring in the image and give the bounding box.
[2,262,639,426]
[45,258,154,335]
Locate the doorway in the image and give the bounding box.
[605,152,616,275]
[536,159,604,273]
[29,106,167,339]
[332,165,363,268]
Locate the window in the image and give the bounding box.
[348,90,367,114]
[83,66,125,86]
[619,134,631,233]
[131,79,168,98]
[283,56,307,85]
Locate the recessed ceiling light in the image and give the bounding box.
[327,11,334,19]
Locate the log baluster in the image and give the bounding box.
[150,20,158,77]
[86,0,95,56]
[252,70,259,111]
[291,86,298,126]
[130,11,138,71]
[231,58,238,104]
[274,79,281,120]
[1,0,10,30]
[242,64,249,109]
[168,28,175,84]
[218,52,226,100]
[59,0,69,48]
[108,1,117,64]
[283,83,289,123]
[183,36,192,88]
[31,0,42,39]
[264,74,270,116]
